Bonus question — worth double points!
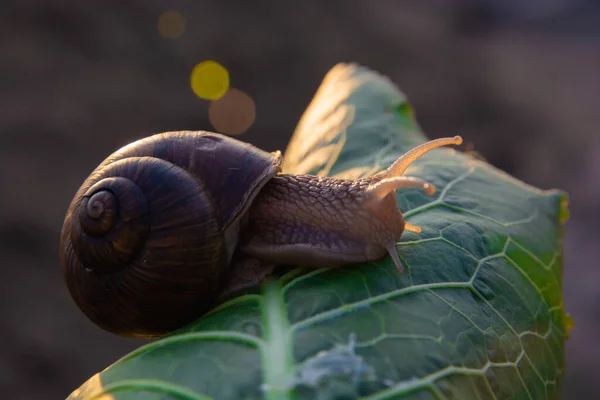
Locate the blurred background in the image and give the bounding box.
[1,0,598,398]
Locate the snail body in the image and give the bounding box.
[60,131,461,337]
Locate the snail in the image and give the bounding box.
[60,131,462,337]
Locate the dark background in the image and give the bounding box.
[1,1,598,399]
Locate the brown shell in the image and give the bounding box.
[101,131,283,232]
[60,131,282,337]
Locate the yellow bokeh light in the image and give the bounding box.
[209,88,256,135]
[190,61,230,101]
[158,11,185,39]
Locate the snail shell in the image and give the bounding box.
[60,131,281,337]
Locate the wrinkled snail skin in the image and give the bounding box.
[242,135,463,272]
[60,131,462,337]
[242,174,405,267]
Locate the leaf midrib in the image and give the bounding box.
[260,280,295,400]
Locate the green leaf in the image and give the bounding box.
[69,64,570,400]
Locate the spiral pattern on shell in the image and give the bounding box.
[61,156,225,337]
[70,176,150,272]
[60,131,282,337]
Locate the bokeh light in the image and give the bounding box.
[190,61,230,100]
[209,88,256,135]
[157,11,185,39]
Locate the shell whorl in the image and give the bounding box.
[60,131,282,337]
[71,175,149,273]
[62,156,224,337]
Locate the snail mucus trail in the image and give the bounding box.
[60,131,462,337]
